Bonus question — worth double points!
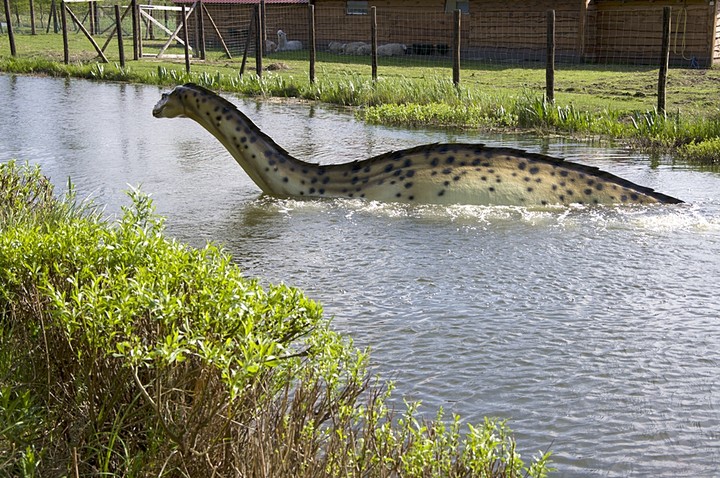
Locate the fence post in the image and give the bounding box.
[197,0,206,60]
[308,4,316,83]
[60,2,69,63]
[47,0,59,33]
[453,9,461,86]
[2,0,16,56]
[29,0,36,34]
[260,0,266,52]
[371,6,377,80]
[658,6,671,115]
[255,5,262,76]
[546,9,555,104]
[131,0,139,60]
[182,4,190,74]
[115,4,125,68]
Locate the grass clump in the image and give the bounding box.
[677,137,720,165]
[0,160,552,477]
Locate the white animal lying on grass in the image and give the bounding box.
[328,41,346,53]
[343,41,370,55]
[277,30,302,51]
[377,43,407,56]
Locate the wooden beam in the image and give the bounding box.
[203,4,230,59]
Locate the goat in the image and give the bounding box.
[277,30,302,51]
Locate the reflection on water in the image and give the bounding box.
[1,74,719,476]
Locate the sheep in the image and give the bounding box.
[377,43,407,56]
[277,30,302,51]
[328,41,346,54]
[356,43,371,56]
[343,41,370,55]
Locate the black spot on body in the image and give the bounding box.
[529,167,540,175]
[518,162,527,170]
[584,189,593,195]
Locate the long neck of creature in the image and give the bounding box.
[182,95,315,196]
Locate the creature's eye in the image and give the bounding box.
[161,93,169,99]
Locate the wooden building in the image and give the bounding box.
[585,0,720,66]
[173,0,720,66]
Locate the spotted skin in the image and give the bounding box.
[153,83,683,206]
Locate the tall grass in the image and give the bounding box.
[0,161,552,477]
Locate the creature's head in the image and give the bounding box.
[152,86,186,118]
[277,29,286,41]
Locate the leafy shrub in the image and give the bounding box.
[0,161,551,477]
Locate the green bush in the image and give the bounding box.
[0,161,552,477]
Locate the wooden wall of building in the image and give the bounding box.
[180,0,720,66]
[313,0,585,60]
[585,0,715,67]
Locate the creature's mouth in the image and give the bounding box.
[152,93,169,118]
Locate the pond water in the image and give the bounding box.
[2,74,719,476]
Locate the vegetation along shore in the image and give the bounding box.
[1,33,720,164]
[0,161,553,476]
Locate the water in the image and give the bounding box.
[2,74,719,476]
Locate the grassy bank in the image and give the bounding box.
[0,161,552,477]
[2,32,720,162]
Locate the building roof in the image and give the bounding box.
[174,0,307,3]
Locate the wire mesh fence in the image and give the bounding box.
[2,0,716,73]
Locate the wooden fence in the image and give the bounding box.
[1,0,679,112]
